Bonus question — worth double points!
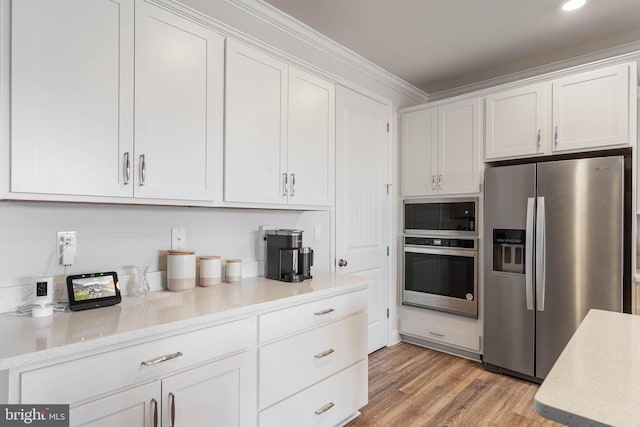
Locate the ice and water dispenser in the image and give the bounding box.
[493,229,525,274]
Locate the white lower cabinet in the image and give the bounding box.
[69,353,248,427]
[259,360,368,427]
[70,381,160,427]
[257,290,368,426]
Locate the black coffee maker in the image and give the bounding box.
[266,229,313,282]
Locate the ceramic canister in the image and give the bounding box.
[199,256,222,286]
[225,259,242,283]
[167,250,196,291]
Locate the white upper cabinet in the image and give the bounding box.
[401,98,480,197]
[134,0,224,201]
[438,98,480,194]
[287,68,335,206]
[225,40,335,207]
[552,63,633,152]
[225,40,288,205]
[485,62,636,161]
[484,83,549,160]
[401,108,437,197]
[11,0,134,197]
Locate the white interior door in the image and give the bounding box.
[335,86,389,354]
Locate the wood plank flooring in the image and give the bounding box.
[346,342,560,427]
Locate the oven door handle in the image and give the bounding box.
[404,246,476,257]
[525,197,535,311]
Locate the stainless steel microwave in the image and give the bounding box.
[404,198,477,236]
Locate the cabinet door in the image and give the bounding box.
[401,108,437,197]
[162,352,249,427]
[11,0,134,197]
[485,83,549,160]
[69,381,160,427]
[225,40,288,204]
[438,98,480,194]
[287,68,335,206]
[553,63,632,152]
[134,0,224,201]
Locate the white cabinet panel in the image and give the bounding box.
[553,63,632,152]
[11,0,134,197]
[438,98,480,195]
[485,83,549,160]
[225,40,288,204]
[134,0,224,201]
[258,360,367,427]
[259,313,367,409]
[400,98,480,197]
[258,289,367,344]
[287,68,335,206]
[69,381,159,427]
[401,109,437,196]
[162,352,249,427]
[484,62,636,160]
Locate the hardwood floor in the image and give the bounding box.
[347,342,560,427]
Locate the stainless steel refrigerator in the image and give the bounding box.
[483,155,628,381]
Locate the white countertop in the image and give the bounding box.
[534,309,640,427]
[0,272,368,370]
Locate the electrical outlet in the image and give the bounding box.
[171,228,186,249]
[57,231,77,265]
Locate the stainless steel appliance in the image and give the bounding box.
[266,229,313,282]
[483,155,630,381]
[402,199,478,317]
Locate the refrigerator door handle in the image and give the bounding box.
[525,197,535,311]
[536,196,546,312]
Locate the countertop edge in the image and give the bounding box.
[0,274,369,370]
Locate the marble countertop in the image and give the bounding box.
[0,272,368,370]
[534,309,640,427]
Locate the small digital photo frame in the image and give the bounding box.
[67,272,122,311]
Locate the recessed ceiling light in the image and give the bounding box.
[562,0,586,11]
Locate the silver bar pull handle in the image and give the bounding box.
[151,398,158,427]
[169,392,176,427]
[431,175,436,190]
[314,308,335,316]
[139,154,146,186]
[429,331,445,338]
[141,351,183,366]
[536,196,546,312]
[536,129,541,149]
[290,173,295,196]
[282,173,288,196]
[123,152,131,185]
[554,126,558,147]
[438,174,443,190]
[314,402,335,415]
[525,197,535,311]
[314,348,335,359]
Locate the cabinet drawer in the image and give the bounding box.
[21,318,250,405]
[259,312,366,410]
[258,289,367,343]
[259,359,367,427]
[400,315,480,352]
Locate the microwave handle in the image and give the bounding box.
[525,197,535,311]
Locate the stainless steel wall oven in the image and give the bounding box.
[403,198,478,317]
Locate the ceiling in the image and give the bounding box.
[261,0,640,96]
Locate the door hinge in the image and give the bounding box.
[386,122,390,133]
[386,308,390,318]
[386,246,390,256]
[385,184,391,195]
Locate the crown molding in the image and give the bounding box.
[222,0,429,103]
[428,40,640,101]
